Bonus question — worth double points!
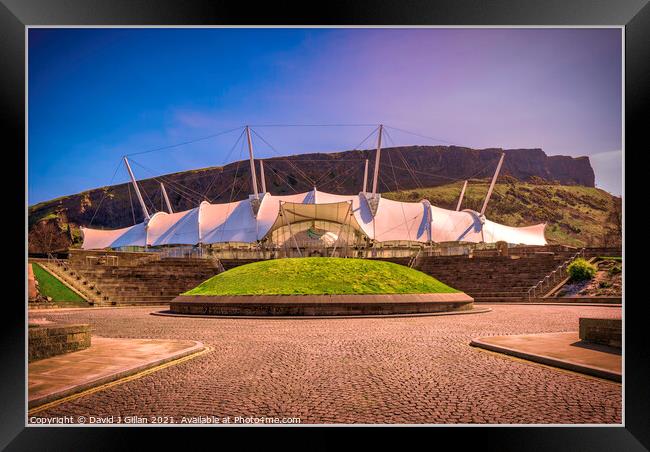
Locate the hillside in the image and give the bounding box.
[384,178,621,247]
[28,145,613,252]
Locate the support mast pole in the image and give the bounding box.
[455,180,468,211]
[371,124,383,194]
[362,159,369,193]
[480,153,505,216]
[245,126,259,199]
[259,160,267,193]
[123,157,150,221]
[160,182,173,213]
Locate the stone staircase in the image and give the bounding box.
[37,246,620,306]
[372,245,621,302]
[38,258,106,305]
[60,256,222,306]
[412,254,564,302]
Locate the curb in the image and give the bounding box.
[469,337,621,382]
[28,340,206,410]
[28,305,169,314]
[474,302,621,307]
[151,307,492,320]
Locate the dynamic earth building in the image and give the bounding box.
[81,126,547,252]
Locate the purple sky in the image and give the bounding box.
[29,28,622,204]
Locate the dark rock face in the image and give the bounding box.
[547,155,595,186]
[29,145,594,234]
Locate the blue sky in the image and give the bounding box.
[28,28,622,204]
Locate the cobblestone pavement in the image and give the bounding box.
[29,305,622,424]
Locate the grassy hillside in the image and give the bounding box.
[32,263,86,303]
[384,178,621,247]
[185,258,458,295]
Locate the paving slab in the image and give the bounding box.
[29,337,204,408]
[470,331,621,381]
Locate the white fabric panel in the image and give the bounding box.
[482,220,547,245]
[430,206,483,242]
[281,202,353,225]
[255,190,353,239]
[313,190,356,204]
[357,197,430,243]
[81,223,146,249]
[80,189,547,248]
[257,193,282,240]
[200,199,259,243]
[146,209,200,246]
[272,192,315,204]
[255,192,314,234]
[267,201,361,234]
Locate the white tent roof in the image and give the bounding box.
[147,208,200,246]
[81,222,147,249]
[200,199,259,244]
[482,219,547,245]
[363,197,430,243]
[81,188,547,249]
[430,206,483,242]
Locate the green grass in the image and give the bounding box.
[184,257,459,296]
[32,263,87,303]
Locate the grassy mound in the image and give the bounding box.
[32,263,86,303]
[185,257,459,296]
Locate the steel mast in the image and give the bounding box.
[371,124,383,195]
[245,126,259,199]
[123,156,150,221]
[160,182,173,213]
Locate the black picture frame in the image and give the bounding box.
[4,0,648,449]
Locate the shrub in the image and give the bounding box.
[567,258,597,281]
[609,264,622,275]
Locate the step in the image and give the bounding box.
[473,296,529,302]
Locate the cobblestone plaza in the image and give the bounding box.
[30,304,622,425]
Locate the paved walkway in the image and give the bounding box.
[471,332,621,381]
[29,337,204,408]
[28,304,621,424]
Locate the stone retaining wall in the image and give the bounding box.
[579,318,622,348]
[171,293,474,316]
[28,324,91,362]
[68,249,159,267]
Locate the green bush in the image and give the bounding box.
[567,258,597,281]
[609,264,622,275]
